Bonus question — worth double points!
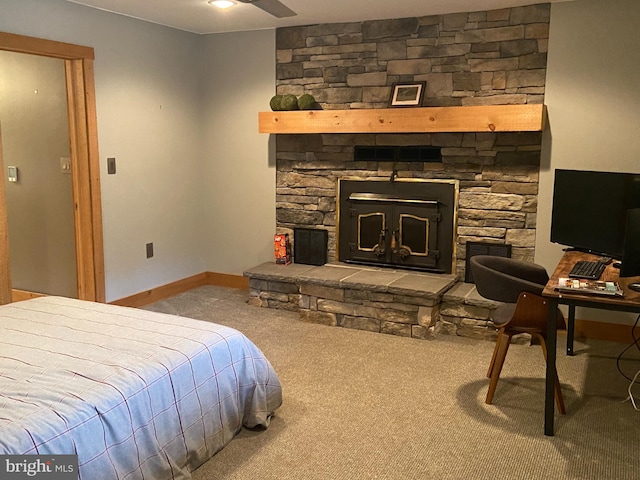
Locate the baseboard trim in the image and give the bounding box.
[12,289,46,302]
[110,271,248,308]
[206,271,249,290]
[573,319,638,345]
[110,273,208,308]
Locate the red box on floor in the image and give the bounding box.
[274,234,291,265]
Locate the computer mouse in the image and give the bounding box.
[628,283,640,292]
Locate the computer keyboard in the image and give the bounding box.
[568,260,606,280]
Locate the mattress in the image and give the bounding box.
[0,296,282,479]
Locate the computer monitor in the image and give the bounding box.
[550,169,640,259]
[620,208,640,278]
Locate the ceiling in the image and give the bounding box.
[64,0,571,35]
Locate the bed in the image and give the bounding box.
[0,296,282,479]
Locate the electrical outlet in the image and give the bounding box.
[146,242,154,258]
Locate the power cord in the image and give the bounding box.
[627,369,640,411]
[616,313,640,409]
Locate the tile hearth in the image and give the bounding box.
[244,262,502,341]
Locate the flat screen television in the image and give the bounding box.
[550,169,640,260]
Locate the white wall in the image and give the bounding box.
[0,0,207,302]
[0,0,276,301]
[200,30,276,276]
[538,0,640,322]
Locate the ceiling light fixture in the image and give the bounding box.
[208,0,236,9]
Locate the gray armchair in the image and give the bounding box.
[470,255,566,413]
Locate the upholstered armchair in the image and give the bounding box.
[470,255,566,414]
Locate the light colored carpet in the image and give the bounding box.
[144,286,640,480]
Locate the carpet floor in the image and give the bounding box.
[144,285,640,480]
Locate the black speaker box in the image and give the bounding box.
[465,241,512,283]
[294,228,328,266]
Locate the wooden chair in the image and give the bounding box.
[469,255,566,414]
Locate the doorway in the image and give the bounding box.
[0,32,105,304]
[1,51,78,298]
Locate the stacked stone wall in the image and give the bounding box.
[245,262,457,340]
[273,4,550,279]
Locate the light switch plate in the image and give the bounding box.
[7,166,18,182]
[60,157,71,174]
[107,157,116,175]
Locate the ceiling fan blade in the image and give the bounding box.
[238,0,297,18]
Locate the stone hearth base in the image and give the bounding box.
[244,262,503,341]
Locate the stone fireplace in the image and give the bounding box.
[245,4,550,342]
[276,130,541,279]
[273,4,549,279]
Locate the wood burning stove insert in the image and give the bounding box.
[338,178,458,273]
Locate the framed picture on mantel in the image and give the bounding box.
[389,81,426,107]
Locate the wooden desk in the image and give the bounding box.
[542,250,640,436]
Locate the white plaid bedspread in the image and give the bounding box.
[0,296,282,479]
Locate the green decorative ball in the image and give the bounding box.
[269,95,283,111]
[280,94,299,111]
[297,93,317,110]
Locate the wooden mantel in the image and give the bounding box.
[258,104,546,134]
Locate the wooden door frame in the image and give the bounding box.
[0,32,105,303]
